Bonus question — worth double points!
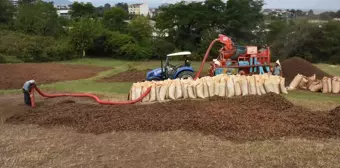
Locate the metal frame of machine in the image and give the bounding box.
[208,35,273,76]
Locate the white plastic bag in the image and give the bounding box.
[227,76,235,97]
[218,77,226,97]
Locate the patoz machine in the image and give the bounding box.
[146,34,282,81]
[146,51,195,81]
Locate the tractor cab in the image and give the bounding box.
[146,51,195,81]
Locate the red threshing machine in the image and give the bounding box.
[194,34,277,79]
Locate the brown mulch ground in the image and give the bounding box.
[98,68,149,82]
[281,57,332,86]
[6,93,340,141]
[0,63,110,89]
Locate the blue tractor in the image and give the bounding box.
[146,51,195,81]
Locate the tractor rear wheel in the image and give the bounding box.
[177,71,195,80]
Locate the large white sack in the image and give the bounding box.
[134,83,142,100]
[227,76,235,97]
[332,78,340,94]
[196,79,205,99]
[322,77,329,93]
[202,78,209,98]
[280,77,288,94]
[289,74,303,90]
[214,78,220,96]
[298,77,308,90]
[156,83,162,101]
[142,83,150,102]
[234,77,242,96]
[219,77,226,97]
[148,83,157,102]
[264,78,274,93]
[181,79,189,99]
[188,81,198,99]
[175,79,183,99]
[254,75,262,96]
[164,79,171,99]
[307,74,316,88]
[247,76,257,95]
[168,80,177,100]
[328,78,332,93]
[205,77,215,97]
[159,81,170,101]
[310,81,323,92]
[240,76,249,96]
[129,83,135,100]
[271,76,281,94]
[259,78,267,95]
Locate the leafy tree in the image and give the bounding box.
[0,0,15,25]
[18,0,36,5]
[104,3,111,9]
[308,9,314,16]
[152,38,176,59]
[115,2,128,11]
[128,16,152,41]
[14,0,62,36]
[69,2,95,19]
[69,18,102,57]
[222,0,264,42]
[265,19,290,44]
[156,0,264,52]
[105,31,136,57]
[95,6,105,17]
[102,7,128,31]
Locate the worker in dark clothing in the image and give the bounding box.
[22,80,35,106]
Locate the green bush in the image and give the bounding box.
[120,43,152,60]
[151,38,176,59]
[105,31,136,58]
[0,54,6,63]
[45,38,77,61]
[0,30,76,62]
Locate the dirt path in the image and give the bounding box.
[98,68,149,82]
[0,63,110,89]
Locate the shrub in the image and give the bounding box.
[120,43,152,60]
[0,53,6,63]
[105,31,136,58]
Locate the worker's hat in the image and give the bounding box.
[276,59,281,66]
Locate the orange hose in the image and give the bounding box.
[30,84,152,108]
[194,39,219,80]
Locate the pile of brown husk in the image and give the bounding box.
[6,93,340,141]
[281,57,332,86]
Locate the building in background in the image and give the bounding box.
[128,3,149,16]
[10,0,19,6]
[55,5,71,19]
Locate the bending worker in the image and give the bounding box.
[22,80,35,106]
[273,60,282,76]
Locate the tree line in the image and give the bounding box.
[0,0,339,64]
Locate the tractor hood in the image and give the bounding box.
[146,68,163,81]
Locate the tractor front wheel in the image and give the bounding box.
[177,71,195,80]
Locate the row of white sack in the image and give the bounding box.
[289,74,340,93]
[129,74,288,102]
